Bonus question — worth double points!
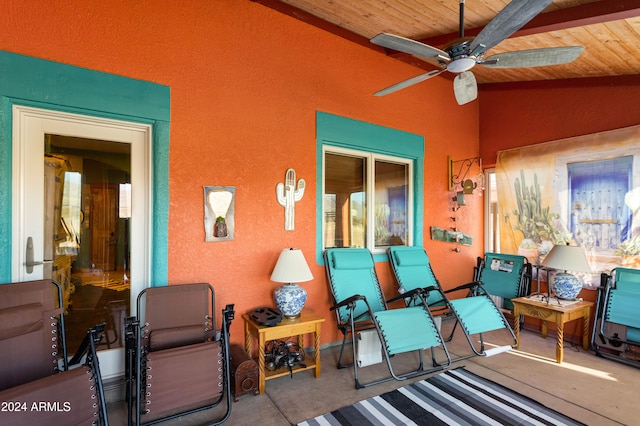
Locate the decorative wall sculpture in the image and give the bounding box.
[495,125,640,286]
[276,168,305,231]
[204,186,235,242]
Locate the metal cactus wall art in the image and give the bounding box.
[276,168,305,230]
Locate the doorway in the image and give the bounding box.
[12,105,151,378]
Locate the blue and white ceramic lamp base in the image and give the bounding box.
[274,283,307,318]
[551,273,583,300]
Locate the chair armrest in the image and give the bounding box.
[387,286,434,304]
[445,280,484,295]
[330,295,364,311]
[387,292,409,304]
[388,286,447,308]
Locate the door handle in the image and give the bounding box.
[25,236,53,274]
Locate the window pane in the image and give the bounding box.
[487,171,500,253]
[48,135,131,350]
[60,171,82,254]
[375,160,409,247]
[324,153,366,248]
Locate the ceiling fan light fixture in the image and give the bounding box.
[453,71,477,105]
[447,57,476,73]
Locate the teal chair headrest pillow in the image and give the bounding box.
[392,248,429,267]
[330,249,374,270]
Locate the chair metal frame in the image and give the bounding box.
[125,283,234,426]
[592,267,640,368]
[388,246,518,362]
[69,323,110,425]
[324,248,451,389]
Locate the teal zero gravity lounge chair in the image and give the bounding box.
[474,252,531,313]
[592,267,640,368]
[324,248,451,389]
[388,246,518,360]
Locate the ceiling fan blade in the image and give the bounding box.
[453,71,477,105]
[371,33,449,61]
[481,46,584,68]
[374,69,444,96]
[470,0,553,54]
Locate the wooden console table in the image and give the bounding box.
[242,310,325,394]
[512,296,593,363]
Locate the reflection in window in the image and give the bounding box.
[324,153,366,248]
[323,148,412,252]
[485,171,500,253]
[375,160,409,247]
[119,183,132,219]
[60,171,82,255]
[49,134,132,350]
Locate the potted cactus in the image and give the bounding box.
[214,216,228,238]
[614,235,640,268]
[512,170,570,262]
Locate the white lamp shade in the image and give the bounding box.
[541,244,591,273]
[270,248,313,283]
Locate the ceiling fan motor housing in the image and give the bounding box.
[443,39,481,73]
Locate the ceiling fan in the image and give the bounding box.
[371,0,584,105]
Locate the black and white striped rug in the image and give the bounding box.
[298,367,584,425]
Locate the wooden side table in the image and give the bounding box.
[242,310,325,394]
[512,296,594,363]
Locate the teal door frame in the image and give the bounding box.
[0,51,170,286]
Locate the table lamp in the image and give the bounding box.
[270,248,313,318]
[541,244,591,300]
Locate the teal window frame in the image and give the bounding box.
[0,51,170,285]
[316,111,424,265]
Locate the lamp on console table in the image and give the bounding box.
[270,248,313,318]
[541,244,591,300]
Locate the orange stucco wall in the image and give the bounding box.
[0,1,482,345]
[478,76,640,168]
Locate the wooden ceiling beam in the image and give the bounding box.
[414,0,640,50]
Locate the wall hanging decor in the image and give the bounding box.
[276,168,305,231]
[430,226,473,247]
[204,186,235,242]
[495,124,640,287]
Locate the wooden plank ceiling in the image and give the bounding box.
[253,0,640,85]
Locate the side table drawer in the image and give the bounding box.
[262,321,318,340]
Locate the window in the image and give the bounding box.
[484,169,500,253]
[316,112,424,263]
[323,147,412,253]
